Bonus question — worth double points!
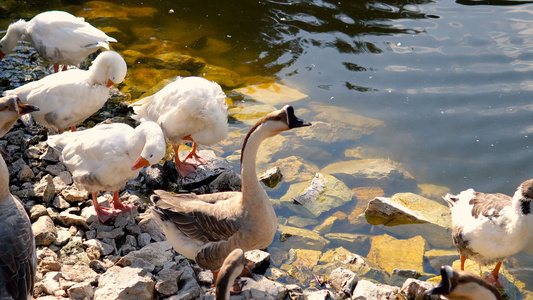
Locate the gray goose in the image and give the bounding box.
[425,265,502,300]
[0,95,39,300]
[151,105,311,275]
[444,179,533,287]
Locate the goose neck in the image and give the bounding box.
[240,124,271,196]
[0,156,10,201]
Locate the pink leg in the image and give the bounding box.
[92,192,116,223]
[173,144,197,177]
[111,191,133,213]
[71,125,77,132]
[484,261,503,288]
[62,65,68,71]
[54,64,59,73]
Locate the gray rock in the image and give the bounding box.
[304,289,335,300]
[59,211,89,230]
[401,278,438,300]
[166,258,201,300]
[352,280,400,299]
[122,241,174,273]
[18,164,35,182]
[94,266,155,300]
[84,239,115,256]
[259,166,283,188]
[68,282,95,300]
[365,197,430,226]
[52,195,70,209]
[155,269,182,296]
[245,249,270,275]
[61,263,98,283]
[30,204,48,222]
[34,174,55,202]
[139,216,166,242]
[61,185,89,202]
[238,275,288,300]
[137,232,152,248]
[328,267,359,298]
[32,215,58,246]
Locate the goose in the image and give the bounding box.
[215,248,246,300]
[0,95,39,300]
[150,105,311,275]
[3,50,127,133]
[130,76,228,177]
[0,10,117,72]
[425,265,502,300]
[47,121,166,223]
[444,179,533,287]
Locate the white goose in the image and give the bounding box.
[0,10,117,72]
[151,105,311,275]
[425,266,502,300]
[0,95,39,300]
[444,179,533,287]
[130,76,228,177]
[47,121,166,223]
[3,50,127,133]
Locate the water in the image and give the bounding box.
[3,0,533,294]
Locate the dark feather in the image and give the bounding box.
[469,192,511,219]
[151,190,241,243]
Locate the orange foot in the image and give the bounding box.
[111,191,134,213]
[182,142,207,166]
[173,144,198,177]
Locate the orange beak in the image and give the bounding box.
[131,156,150,170]
[106,79,114,88]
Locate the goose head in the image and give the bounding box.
[0,95,39,137]
[513,179,533,215]
[88,51,127,88]
[424,266,501,300]
[131,121,166,170]
[215,248,246,300]
[250,105,311,137]
[0,19,27,60]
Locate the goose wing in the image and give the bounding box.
[469,192,511,219]
[151,190,242,243]
[0,197,36,300]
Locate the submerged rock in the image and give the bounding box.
[367,235,427,275]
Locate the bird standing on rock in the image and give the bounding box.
[0,10,117,72]
[3,50,127,134]
[444,179,533,287]
[0,95,39,300]
[47,121,166,223]
[150,105,311,279]
[130,76,229,177]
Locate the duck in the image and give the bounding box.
[215,248,246,300]
[3,50,127,133]
[150,105,311,275]
[46,121,166,223]
[130,76,228,177]
[425,265,502,300]
[444,179,533,287]
[0,95,39,300]
[0,10,117,72]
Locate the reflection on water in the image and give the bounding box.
[3,0,533,296]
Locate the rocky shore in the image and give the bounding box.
[1,114,436,300]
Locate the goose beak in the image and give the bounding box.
[106,79,114,88]
[16,97,39,116]
[131,156,150,170]
[284,105,311,129]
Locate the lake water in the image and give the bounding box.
[3,0,533,296]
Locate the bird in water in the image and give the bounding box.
[425,265,502,300]
[444,179,533,287]
[0,10,117,72]
[0,95,39,300]
[130,76,228,177]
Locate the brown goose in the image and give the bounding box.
[0,95,39,300]
[425,265,502,300]
[444,179,533,287]
[215,248,246,300]
[151,105,311,273]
